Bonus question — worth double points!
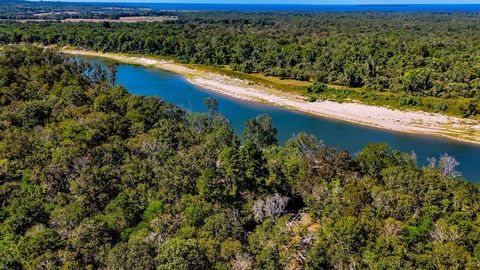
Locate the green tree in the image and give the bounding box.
[155,238,210,270]
[243,114,278,148]
[402,68,433,93]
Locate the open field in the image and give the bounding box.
[3,16,177,23]
[249,73,313,87]
[62,16,177,23]
[33,11,80,17]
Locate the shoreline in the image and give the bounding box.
[63,49,480,145]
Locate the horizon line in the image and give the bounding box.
[30,1,480,5]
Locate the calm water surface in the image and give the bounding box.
[80,56,480,182]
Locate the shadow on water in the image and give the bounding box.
[79,56,480,182]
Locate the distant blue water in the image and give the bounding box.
[120,3,480,12]
[79,56,480,182]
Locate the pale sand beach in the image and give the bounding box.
[63,49,480,144]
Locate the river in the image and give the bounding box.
[79,56,480,182]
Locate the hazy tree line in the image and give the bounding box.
[1,12,479,103]
[0,46,479,269]
[0,0,171,20]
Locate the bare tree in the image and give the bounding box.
[252,200,265,223]
[264,193,290,222]
[252,193,290,223]
[426,154,462,178]
[231,253,254,270]
[439,153,462,178]
[410,150,418,164]
[427,157,437,168]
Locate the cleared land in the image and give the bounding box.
[62,16,177,23]
[3,16,177,23]
[33,12,80,17]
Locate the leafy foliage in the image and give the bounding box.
[1,11,480,101]
[0,47,479,269]
[0,0,170,20]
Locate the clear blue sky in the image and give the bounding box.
[57,0,480,4]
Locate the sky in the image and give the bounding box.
[56,0,480,4]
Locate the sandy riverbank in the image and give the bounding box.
[63,49,480,144]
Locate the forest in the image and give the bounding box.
[1,11,479,117]
[0,0,171,20]
[1,46,479,269]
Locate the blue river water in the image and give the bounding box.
[79,56,480,182]
[121,3,480,12]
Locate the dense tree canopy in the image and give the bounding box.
[1,11,479,102]
[2,11,479,117]
[0,46,479,269]
[0,0,169,20]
